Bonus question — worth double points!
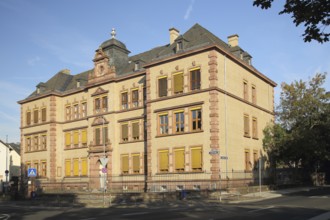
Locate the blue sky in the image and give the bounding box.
[0,0,329,143]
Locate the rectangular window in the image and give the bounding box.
[252,85,257,104]
[252,117,258,139]
[191,108,202,131]
[173,72,183,94]
[121,124,128,142]
[102,96,108,112]
[73,130,79,146]
[73,158,79,176]
[132,89,139,107]
[132,154,140,174]
[34,136,39,151]
[74,104,79,119]
[244,114,250,137]
[191,147,202,171]
[121,92,128,110]
[33,161,39,177]
[245,150,251,171]
[103,127,108,144]
[81,102,87,118]
[132,122,139,140]
[159,114,168,135]
[95,128,101,145]
[26,111,31,125]
[41,134,47,150]
[158,77,167,97]
[41,161,47,177]
[66,106,71,121]
[65,132,71,148]
[95,98,101,113]
[26,137,31,152]
[159,150,169,172]
[34,109,38,124]
[175,111,184,133]
[81,129,87,146]
[65,159,71,176]
[81,158,88,176]
[121,154,129,174]
[174,148,185,172]
[41,108,46,122]
[190,69,201,90]
[243,81,248,101]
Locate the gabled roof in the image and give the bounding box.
[20,23,275,102]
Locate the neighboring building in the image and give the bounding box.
[0,140,21,191]
[18,24,276,192]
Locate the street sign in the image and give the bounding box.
[220,156,228,160]
[100,157,109,167]
[28,168,37,177]
[209,149,219,155]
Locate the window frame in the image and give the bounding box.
[121,92,128,110]
[190,68,201,91]
[244,114,250,137]
[131,89,139,108]
[158,76,168,97]
[190,107,202,131]
[174,110,185,133]
[159,149,169,173]
[191,146,203,172]
[174,148,185,172]
[173,72,184,94]
[158,113,169,135]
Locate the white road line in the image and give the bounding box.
[248,206,274,213]
[122,212,149,216]
[0,214,10,220]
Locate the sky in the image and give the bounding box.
[0,0,329,143]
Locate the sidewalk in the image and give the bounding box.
[226,185,330,204]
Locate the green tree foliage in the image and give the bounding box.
[253,0,330,43]
[263,73,330,171]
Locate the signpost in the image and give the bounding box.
[27,168,37,198]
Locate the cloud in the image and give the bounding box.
[27,56,41,66]
[184,0,195,20]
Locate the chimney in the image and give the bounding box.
[227,34,239,47]
[169,27,180,45]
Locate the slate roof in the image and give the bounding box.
[21,23,265,101]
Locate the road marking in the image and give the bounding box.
[122,212,149,216]
[0,214,10,220]
[309,196,328,199]
[248,206,274,213]
[308,211,330,220]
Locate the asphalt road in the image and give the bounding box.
[0,187,329,220]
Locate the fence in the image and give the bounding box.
[25,169,271,194]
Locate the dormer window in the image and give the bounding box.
[177,41,183,51]
[134,62,140,71]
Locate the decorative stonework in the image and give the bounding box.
[146,68,152,181]
[49,96,57,182]
[208,50,220,181]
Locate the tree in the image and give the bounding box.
[263,73,330,173]
[253,0,330,43]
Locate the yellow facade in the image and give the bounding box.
[19,24,276,191]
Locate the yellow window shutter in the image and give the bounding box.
[175,149,185,170]
[82,129,87,144]
[81,158,88,176]
[65,159,71,176]
[132,122,139,138]
[122,155,129,173]
[73,159,79,176]
[122,124,128,140]
[65,132,71,146]
[159,150,169,171]
[191,147,202,170]
[174,73,183,93]
[73,131,79,145]
[132,154,140,173]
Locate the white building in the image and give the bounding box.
[0,140,20,192]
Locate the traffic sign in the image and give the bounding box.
[100,157,109,167]
[220,156,228,160]
[28,168,37,177]
[101,167,107,174]
[209,149,219,155]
